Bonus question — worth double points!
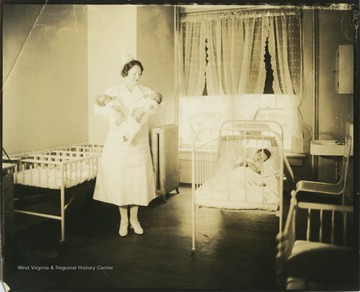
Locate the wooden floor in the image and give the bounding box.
[5,183,288,291]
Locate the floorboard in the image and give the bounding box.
[5,184,286,291]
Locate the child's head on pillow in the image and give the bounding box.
[254,148,271,163]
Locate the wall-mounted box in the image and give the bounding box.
[335,44,354,94]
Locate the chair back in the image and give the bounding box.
[340,135,352,194]
[276,194,354,290]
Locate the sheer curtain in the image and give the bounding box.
[206,13,266,95]
[267,10,302,97]
[180,20,207,96]
[180,8,302,96]
[179,8,303,152]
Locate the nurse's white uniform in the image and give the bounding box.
[93,83,158,206]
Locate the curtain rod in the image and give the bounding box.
[178,5,302,15]
[178,3,352,15]
[179,7,301,22]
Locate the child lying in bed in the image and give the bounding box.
[95,93,160,143]
[234,148,271,174]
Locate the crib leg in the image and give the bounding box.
[60,186,65,242]
[192,205,196,252]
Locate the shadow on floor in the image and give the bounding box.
[5,185,285,291]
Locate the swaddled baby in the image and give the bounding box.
[95,93,160,144]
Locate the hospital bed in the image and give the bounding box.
[191,120,294,251]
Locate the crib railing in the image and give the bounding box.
[14,154,100,188]
[13,150,101,242]
[6,143,104,161]
[56,143,104,154]
[192,132,220,187]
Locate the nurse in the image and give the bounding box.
[93,54,162,237]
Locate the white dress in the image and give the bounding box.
[93,83,158,206]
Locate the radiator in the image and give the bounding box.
[151,124,179,201]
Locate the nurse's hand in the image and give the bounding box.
[132,107,145,123]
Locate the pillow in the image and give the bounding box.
[261,147,280,176]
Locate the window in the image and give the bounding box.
[178,7,303,153]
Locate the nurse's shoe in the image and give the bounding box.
[119,222,129,237]
[130,220,144,235]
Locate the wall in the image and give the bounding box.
[296,9,315,181]
[281,8,354,183]
[87,5,176,144]
[317,9,354,182]
[137,5,176,129]
[2,5,88,154]
[87,5,137,144]
[3,4,176,152]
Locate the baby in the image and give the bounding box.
[95,94,125,126]
[131,91,162,122]
[235,148,271,174]
[146,91,162,105]
[95,92,161,143]
[96,92,161,112]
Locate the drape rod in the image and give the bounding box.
[178,3,352,15]
[179,7,301,22]
[178,5,301,15]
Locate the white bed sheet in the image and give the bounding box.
[15,163,95,189]
[195,166,280,211]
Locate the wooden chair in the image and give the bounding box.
[293,135,351,205]
[276,192,356,290]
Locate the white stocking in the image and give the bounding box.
[119,206,128,224]
[130,205,139,223]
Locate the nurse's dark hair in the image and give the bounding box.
[121,60,144,77]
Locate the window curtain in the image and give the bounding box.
[267,10,302,98]
[180,21,207,96]
[180,8,302,97]
[205,13,267,95]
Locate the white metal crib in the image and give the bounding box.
[10,143,103,242]
[192,120,290,251]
